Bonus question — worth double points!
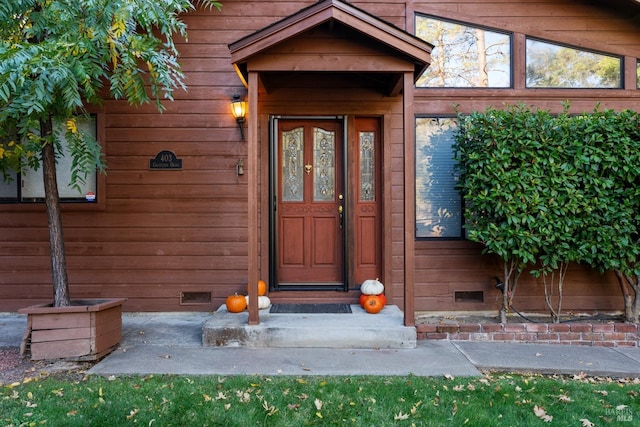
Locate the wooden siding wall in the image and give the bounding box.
[0,0,638,314]
[0,0,407,312]
[410,0,640,314]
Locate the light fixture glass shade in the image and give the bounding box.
[230,96,247,121]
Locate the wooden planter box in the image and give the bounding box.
[19,298,126,361]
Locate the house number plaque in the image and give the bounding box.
[149,150,183,170]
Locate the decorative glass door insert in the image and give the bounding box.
[276,120,344,288]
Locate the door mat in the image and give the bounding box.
[270,303,352,314]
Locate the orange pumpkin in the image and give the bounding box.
[359,293,368,308]
[363,295,384,314]
[247,280,268,296]
[226,293,247,313]
[378,293,387,307]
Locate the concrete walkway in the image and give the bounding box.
[3,312,640,378]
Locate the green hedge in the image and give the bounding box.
[454,104,640,322]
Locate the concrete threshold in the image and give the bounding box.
[202,304,417,349]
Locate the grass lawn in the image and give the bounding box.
[1,373,638,425]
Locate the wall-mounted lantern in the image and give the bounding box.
[230,94,247,140]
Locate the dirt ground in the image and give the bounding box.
[0,347,96,385]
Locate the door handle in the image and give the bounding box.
[338,205,343,229]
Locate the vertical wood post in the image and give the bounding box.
[247,72,260,325]
[403,72,416,327]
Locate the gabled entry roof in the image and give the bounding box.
[229,0,432,96]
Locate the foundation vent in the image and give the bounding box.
[180,292,211,305]
[454,291,484,303]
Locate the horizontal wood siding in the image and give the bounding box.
[0,0,407,312]
[0,0,638,315]
[412,0,639,314]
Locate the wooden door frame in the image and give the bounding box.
[268,115,349,292]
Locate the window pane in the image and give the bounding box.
[281,127,304,202]
[0,171,18,200]
[416,118,461,238]
[415,15,511,88]
[526,39,621,88]
[313,127,335,202]
[22,116,98,200]
[359,131,375,201]
[637,60,640,89]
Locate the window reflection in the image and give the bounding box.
[415,16,511,88]
[526,39,621,88]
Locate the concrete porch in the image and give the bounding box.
[202,304,417,349]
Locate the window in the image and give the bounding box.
[0,115,98,203]
[637,60,640,89]
[526,38,622,88]
[416,118,462,238]
[415,15,511,88]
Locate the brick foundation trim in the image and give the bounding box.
[416,322,639,347]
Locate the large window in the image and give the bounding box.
[416,118,462,238]
[526,38,622,88]
[0,115,98,203]
[415,15,511,88]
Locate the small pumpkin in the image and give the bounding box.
[244,295,271,310]
[247,280,268,296]
[363,295,384,314]
[360,278,384,295]
[359,293,368,308]
[378,293,387,307]
[226,293,247,313]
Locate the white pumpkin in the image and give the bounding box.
[244,295,271,310]
[360,278,384,295]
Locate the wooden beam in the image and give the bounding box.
[403,72,416,327]
[624,56,637,90]
[248,71,260,325]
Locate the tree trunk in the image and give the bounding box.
[499,263,509,324]
[41,117,71,307]
[614,270,639,323]
[631,275,639,323]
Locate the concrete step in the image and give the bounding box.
[202,304,416,349]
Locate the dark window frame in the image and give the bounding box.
[414,13,514,89]
[0,113,102,206]
[525,36,623,89]
[415,115,465,241]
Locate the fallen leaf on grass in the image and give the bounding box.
[314,398,323,410]
[533,405,553,422]
[127,408,139,420]
[557,394,572,402]
[479,377,491,386]
[394,412,409,420]
[580,419,595,427]
[573,372,587,381]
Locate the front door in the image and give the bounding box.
[273,119,345,290]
